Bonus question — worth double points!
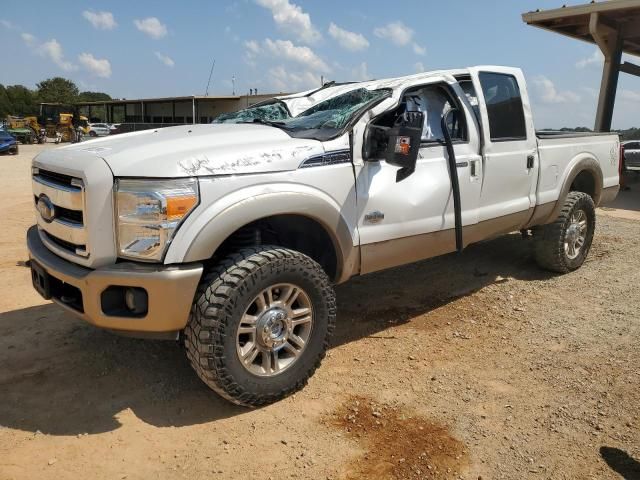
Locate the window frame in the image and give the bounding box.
[368,82,470,151]
[478,72,528,143]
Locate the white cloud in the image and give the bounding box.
[21,32,36,46]
[134,17,167,39]
[374,21,414,46]
[268,65,319,91]
[414,61,425,73]
[245,40,261,55]
[40,39,77,71]
[533,76,580,104]
[351,62,370,81]
[328,23,369,52]
[255,0,321,44]
[262,38,330,72]
[155,51,175,67]
[82,11,117,30]
[576,49,603,69]
[244,39,260,67]
[412,42,426,56]
[78,53,111,78]
[620,90,640,102]
[0,19,17,30]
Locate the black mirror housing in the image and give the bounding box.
[384,111,423,182]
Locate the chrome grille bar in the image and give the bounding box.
[32,168,89,258]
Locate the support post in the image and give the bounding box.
[192,98,196,124]
[591,13,623,132]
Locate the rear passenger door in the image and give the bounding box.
[468,67,539,229]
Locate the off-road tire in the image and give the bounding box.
[533,191,595,273]
[184,246,336,407]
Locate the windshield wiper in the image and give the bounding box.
[239,118,288,128]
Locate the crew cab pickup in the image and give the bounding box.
[27,66,620,407]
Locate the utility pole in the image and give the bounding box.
[232,76,236,96]
[205,59,216,96]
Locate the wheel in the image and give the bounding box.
[184,246,336,407]
[89,131,97,137]
[533,192,595,273]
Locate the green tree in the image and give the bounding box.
[78,91,112,102]
[36,77,79,104]
[5,85,37,116]
[0,85,10,118]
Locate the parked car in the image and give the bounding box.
[0,128,18,154]
[28,66,621,408]
[623,140,640,169]
[88,123,111,137]
[109,123,121,135]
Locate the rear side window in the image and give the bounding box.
[478,72,527,141]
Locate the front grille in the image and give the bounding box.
[32,168,88,258]
[34,196,84,224]
[42,230,87,254]
[38,169,77,188]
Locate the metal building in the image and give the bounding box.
[71,93,282,133]
[523,0,640,131]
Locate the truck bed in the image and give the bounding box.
[535,132,620,207]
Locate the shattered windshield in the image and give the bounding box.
[278,88,391,141]
[213,100,291,124]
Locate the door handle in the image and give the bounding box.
[470,158,481,177]
[527,154,535,169]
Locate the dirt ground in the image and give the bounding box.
[0,143,639,480]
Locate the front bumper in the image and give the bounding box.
[27,225,203,336]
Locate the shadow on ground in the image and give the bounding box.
[0,233,550,436]
[600,447,640,479]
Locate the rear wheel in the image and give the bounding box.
[89,131,97,137]
[184,246,336,407]
[533,192,595,273]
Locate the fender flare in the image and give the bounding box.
[546,156,603,223]
[172,188,359,284]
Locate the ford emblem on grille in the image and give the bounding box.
[37,194,56,223]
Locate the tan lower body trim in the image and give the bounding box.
[360,209,534,274]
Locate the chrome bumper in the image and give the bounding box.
[27,225,203,336]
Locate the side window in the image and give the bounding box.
[369,85,467,144]
[478,72,527,141]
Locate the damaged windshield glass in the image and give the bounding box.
[279,88,391,141]
[213,100,291,124]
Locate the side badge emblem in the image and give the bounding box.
[364,211,385,224]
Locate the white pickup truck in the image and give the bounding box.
[28,66,620,407]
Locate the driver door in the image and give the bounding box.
[354,81,482,274]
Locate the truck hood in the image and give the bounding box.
[40,124,325,177]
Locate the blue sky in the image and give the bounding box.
[1,0,639,128]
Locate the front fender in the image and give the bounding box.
[164,183,359,284]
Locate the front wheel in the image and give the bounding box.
[533,191,596,273]
[184,246,336,407]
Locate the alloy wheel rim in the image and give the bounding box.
[236,283,313,377]
[564,209,588,260]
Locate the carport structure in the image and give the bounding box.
[523,0,640,132]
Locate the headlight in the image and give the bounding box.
[115,178,199,261]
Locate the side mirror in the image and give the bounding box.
[384,111,424,182]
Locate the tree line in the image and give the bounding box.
[555,127,640,141]
[0,77,111,118]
